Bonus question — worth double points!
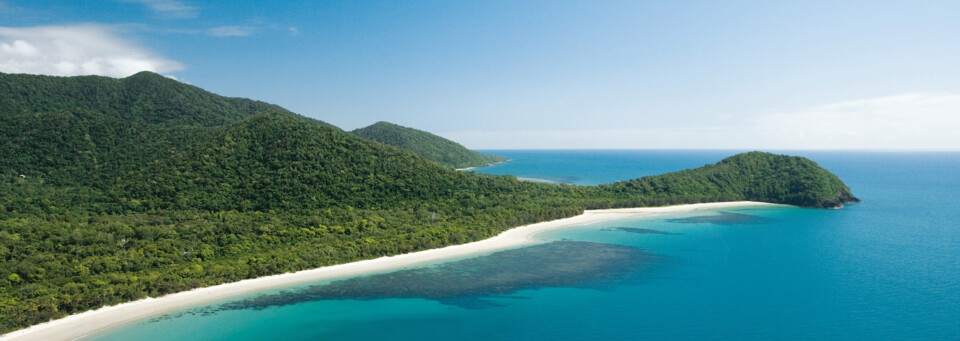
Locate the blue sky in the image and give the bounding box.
[1,0,958,149]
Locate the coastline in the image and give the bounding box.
[0,201,781,341]
[455,159,509,171]
[515,176,557,184]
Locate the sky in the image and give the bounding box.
[1,0,958,150]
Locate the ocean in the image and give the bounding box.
[88,151,960,340]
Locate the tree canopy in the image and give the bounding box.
[352,121,505,169]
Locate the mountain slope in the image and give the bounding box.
[0,71,290,127]
[352,121,505,168]
[0,72,858,333]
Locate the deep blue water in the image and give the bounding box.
[90,151,960,340]
[474,150,750,185]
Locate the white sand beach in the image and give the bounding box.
[455,160,509,171]
[0,201,781,341]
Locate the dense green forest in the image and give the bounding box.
[352,121,505,169]
[0,71,857,332]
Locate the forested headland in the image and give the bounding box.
[0,71,858,332]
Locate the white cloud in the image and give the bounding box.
[288,27,300,36]
[207,26,256,37]
[0,25,184,78]
[0,39,39,57]
[121,0,199,19]
[757,93,960,150]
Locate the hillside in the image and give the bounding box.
[0,71,290,127]
[591,151,859,209]
[0,72,857,332]
[352,121,505,169]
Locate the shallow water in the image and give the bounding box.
[666,211,771,225]
[195,241,654,312]
[90,151,960,340]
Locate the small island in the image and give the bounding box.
[0,71,858,337]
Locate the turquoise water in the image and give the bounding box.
[90,151,960,340]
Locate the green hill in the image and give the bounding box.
[589,151,860,209]
[0,71,858,332]
[0,71,290,127]
[352,121,505,168]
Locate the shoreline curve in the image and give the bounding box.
[0,201,782,341]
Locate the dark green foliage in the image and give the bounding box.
[0,71,290,127]
[590,152,860,209]
[352,121,505,169]
[0,72,857,333]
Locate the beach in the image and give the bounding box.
[0,201,779,341]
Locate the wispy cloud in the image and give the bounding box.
[757,93,960,150]
[442,93,960,150]
[440,126,748,150]
[207,26,257,37]
[288,26,300,36]
[121,0,199,19]
[0,24,184,78]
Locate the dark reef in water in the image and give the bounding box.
[204,241,657,312]
[604,227,681,235]
[667,211,771,225]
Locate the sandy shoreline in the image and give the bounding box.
[0,201,780,341]
[454,159,509,171]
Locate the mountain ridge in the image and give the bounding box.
[352,121,505,169]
